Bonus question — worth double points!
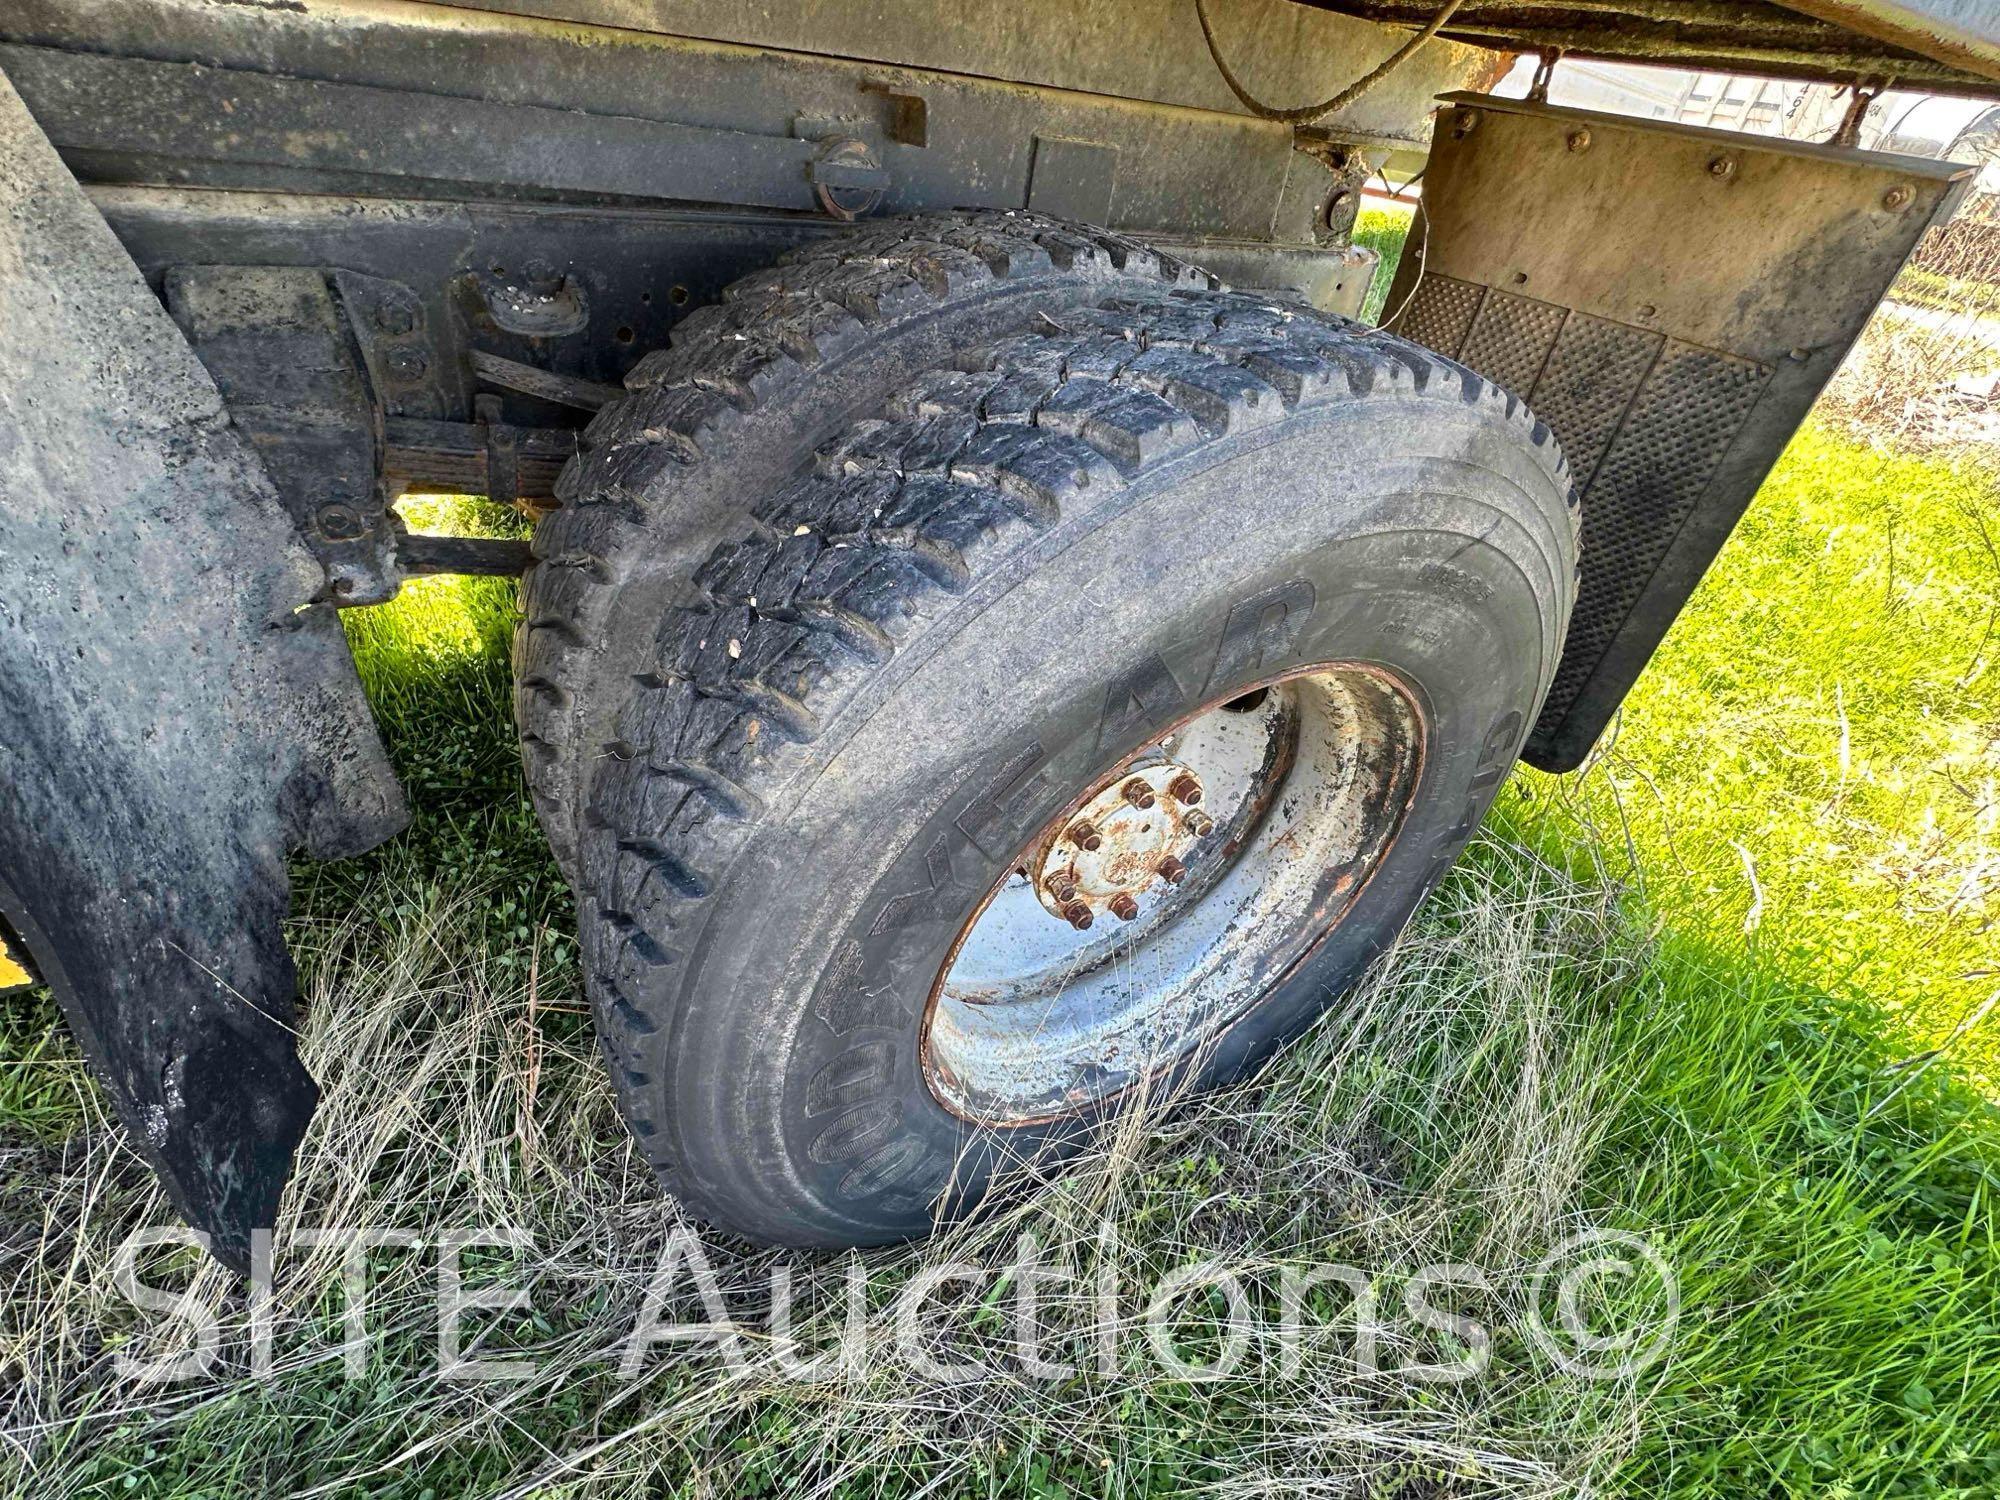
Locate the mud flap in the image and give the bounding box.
[0,69,405,1269]
[1384,93,1972,771]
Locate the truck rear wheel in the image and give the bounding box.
[550,252,1576,1246]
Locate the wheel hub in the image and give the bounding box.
[923,664,1427,1125]
[1032,761,1214,928]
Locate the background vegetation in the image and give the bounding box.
[3,206,1998,1497]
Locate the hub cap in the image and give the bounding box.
[923,664,1426,1125]
[1032,761,1211,930]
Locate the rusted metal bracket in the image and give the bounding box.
[1385,92,1972,771]
[166,264,402,604]
[806,136,889,221]
[860,82,929,147]
[475,393,521,512]
[471,348,622,411]
[1526,48,1563,104]
[1830,77,1891,147]
[169,265,579,589]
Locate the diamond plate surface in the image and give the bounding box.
[1394,274,1482,358]
[1539,340,1771,728]
[1524,313,1665,487]
[1459,290,1567,398]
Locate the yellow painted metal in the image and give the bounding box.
[0,933,33,991]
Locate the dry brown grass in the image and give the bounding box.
[1819,206,2000,453]
[2,848,1655,1498]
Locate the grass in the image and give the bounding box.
[1539,429,2000,1084]
[1353,201,1412,324]
[10,732,2000,1495]
[297,497,577,981]
[1361,196,2000,1074]
[1893,266,2000,319]
[6,237,2000,1496]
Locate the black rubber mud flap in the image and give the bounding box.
[0,69,405,1270]
[1383,93,1971,771]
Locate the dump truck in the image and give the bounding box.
[3,0,1995,1268]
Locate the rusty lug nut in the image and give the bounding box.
[1168,774,1202,806]
[1046,877,1079,905]
[1122,779,1157,810]
[1185,810,1215,838]
[1068,820,1104,851]
[1109,893,1140,922]
[1157,855,1187,885]
[1062,900,1094,931]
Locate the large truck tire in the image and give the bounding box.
[537,233,1577,1246]
[516,213,1216,875]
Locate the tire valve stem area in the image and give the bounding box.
[1034,761,1208,928]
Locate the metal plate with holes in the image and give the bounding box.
[1386,93,1971,771]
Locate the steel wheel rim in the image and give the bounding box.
[921,662,1426,1125]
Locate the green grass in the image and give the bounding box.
[1536,429,2000,1085]
[1892,266,2000,319]
[6,274,2000,1495]
[1360,195,2000,1077]
[9,734,1999,1495]
[1353,201,1412,324]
